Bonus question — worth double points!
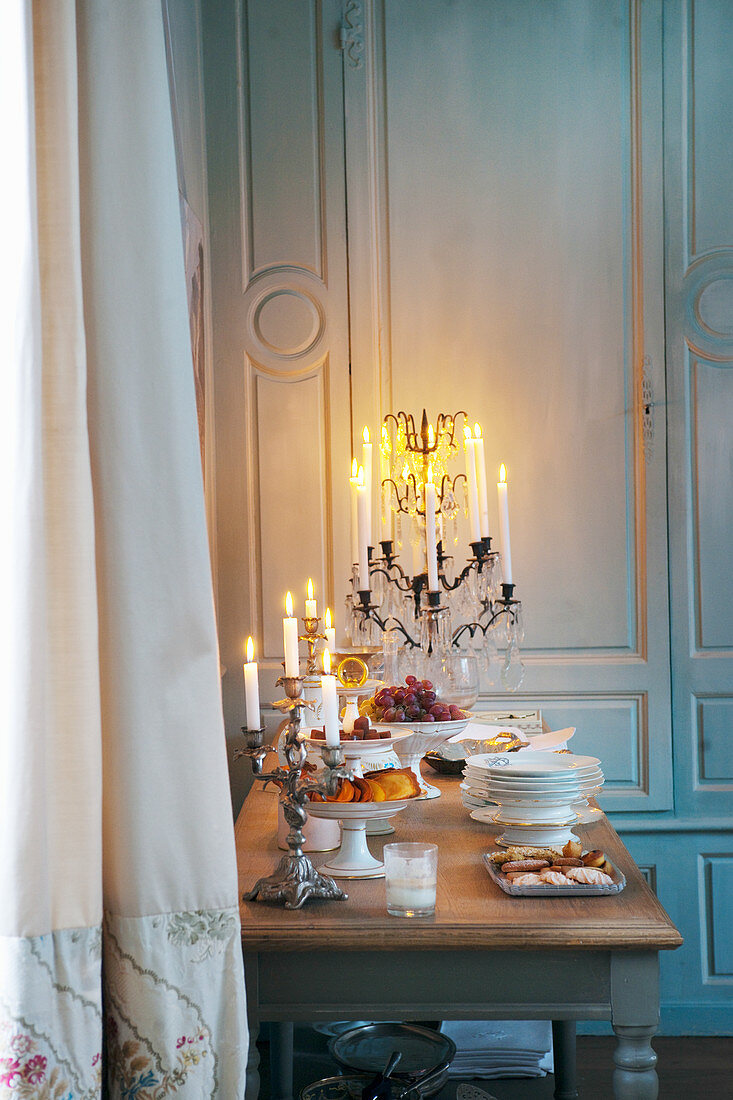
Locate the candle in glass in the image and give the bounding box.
[473,423,491,540]
[324,607,336,652]
[464,427,482,543]
[243,636,261,730]
[497,463,513,584]
[349,458,359,565]
[424,467,439,592]
[362,426,373,548]
[356,466,370,591]
[305,577,317,620]
[321,648,340,747]
[283,591,299,676]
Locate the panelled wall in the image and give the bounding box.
[199,0,733,1031]
[616,0,733,1034]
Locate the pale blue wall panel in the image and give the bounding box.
[689,1,733,255]
[692,360,733,649]
[694,696,733,785]
[243,0,324,276]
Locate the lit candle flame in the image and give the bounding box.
[286,591,293,617]
[357,464,365,487]
[323,648,331,675]
[362,426,370,444]
[307,577,314,600]
[464,425,473,441]
[474,422,482,439]
[428,424,435,447]
[499,463,507,483]
[325,607,332,629]
[428,465,434,484]
[246,636,254,663]
[351,457,358,478]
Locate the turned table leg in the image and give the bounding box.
[552,1020,578,1100]
[612,1024,658,1099]
[610,952,659,1100]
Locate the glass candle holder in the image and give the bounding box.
[383,842,438,917]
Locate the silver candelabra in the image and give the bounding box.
[236,673,349,909]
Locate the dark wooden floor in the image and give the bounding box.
[257,1027,733,1099]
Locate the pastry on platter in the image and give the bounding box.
[565,866,613,886]
[364,767,422,800]
[308,767,420,804]
[539,870,573,885]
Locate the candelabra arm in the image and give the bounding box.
[353,591,420,649]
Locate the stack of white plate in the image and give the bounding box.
[461,751,604,847]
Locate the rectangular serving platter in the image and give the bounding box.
[483,852,626,897]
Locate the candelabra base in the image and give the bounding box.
[244,852,347,910]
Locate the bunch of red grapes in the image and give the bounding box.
[371,676,467,724]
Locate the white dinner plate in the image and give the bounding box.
[465,751,601,776]
[463,770,603,791]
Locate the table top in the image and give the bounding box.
[236,775,682,954]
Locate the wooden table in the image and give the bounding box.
[237,776,682,1099]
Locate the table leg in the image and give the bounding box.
[551,1020,578,1100]
[610,952,659,1100]
[269,1022,294,1100]
[612,1025,658,1099]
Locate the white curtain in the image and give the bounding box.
[0,1,247,1096]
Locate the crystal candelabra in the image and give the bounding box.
[235,673,349,909]
[346,409,525,692]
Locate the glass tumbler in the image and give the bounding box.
[384,842,438,917]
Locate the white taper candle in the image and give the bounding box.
[473,423,491,540]
[305,577,317,619]
[243,636,261,730]
[424,469,439,592]
[324,607,336,653]
[357,466,370,590]
[321,649,340,747]
[283,591,300,677]
[349,458,360,566]
[497,464,513,584]
[362,426,373,548]
[464,427,482,543]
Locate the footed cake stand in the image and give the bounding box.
[382,717,471,799]
[304,729,410,836]
[306,799,411,878]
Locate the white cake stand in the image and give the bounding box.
[302,729,411,777]
[306,799,411,878]
[303,728,412,837]
[380,717,471,799]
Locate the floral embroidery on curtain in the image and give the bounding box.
[103,908,243,1099]
[0,928,102,1098]
[0,907,244,1100]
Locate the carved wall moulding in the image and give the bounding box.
[683,250,733,365]
[340,1,364,69]
[244,267,328,367]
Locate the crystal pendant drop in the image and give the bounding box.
[501,638,525,691]
[484,631,502,689]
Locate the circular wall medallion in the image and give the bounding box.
[698,278,733,337]
[253,289,322,357]
[683,251,733,364]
